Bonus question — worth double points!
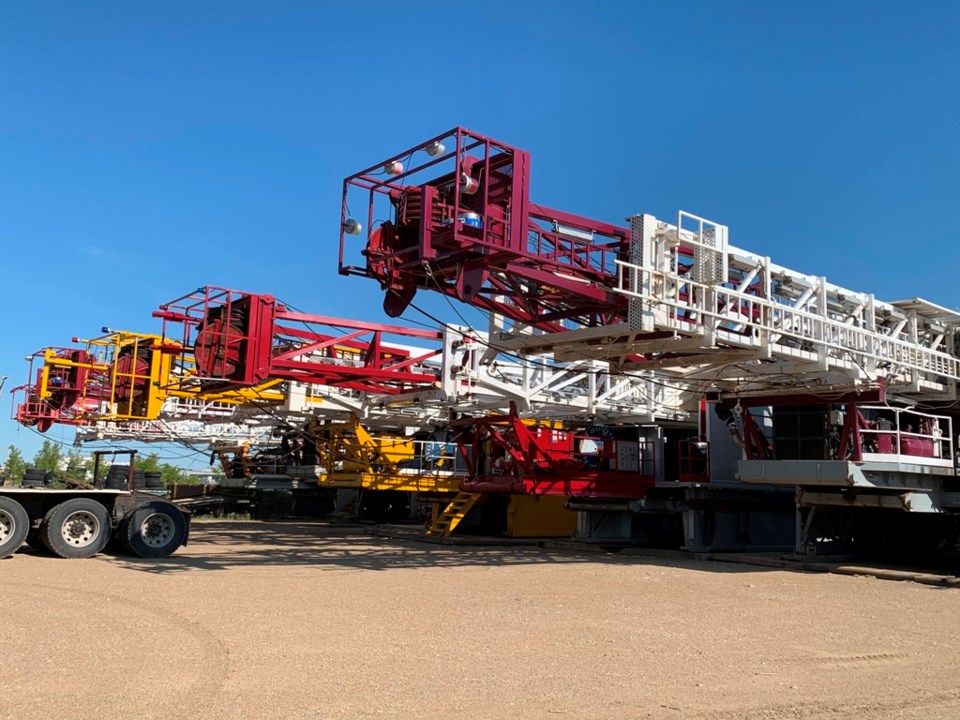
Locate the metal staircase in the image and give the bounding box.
[425,492,481,536]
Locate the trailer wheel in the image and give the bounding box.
[41,499,112,559]
[121,501,187,558]
[0,497,30,558]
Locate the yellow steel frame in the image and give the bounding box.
[40,331,308,423]
[311,414,462,493]
[94,331,172,420]
[35,348,104,401]
[216,443,253,479]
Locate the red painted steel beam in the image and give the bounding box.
[156,286,445,393]
[462,476,655,499]
[450,404,656,500]
[340,127,630,329]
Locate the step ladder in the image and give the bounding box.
[425,492,481,537]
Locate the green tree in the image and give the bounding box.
[133,453,162,473]
[64,448,88,482]
[134,452,193,486]
[161,463,193,485]
[4,445,27,485]
[32,440,62,473]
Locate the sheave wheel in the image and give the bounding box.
[121,501,187,558]
[41,499,112,559]
[0,497,30,558]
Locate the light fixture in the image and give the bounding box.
[426,141,445,156]
[552,222,594,242]
[384,161,403,175]
[343,218,362,235]
[460,173,479,194]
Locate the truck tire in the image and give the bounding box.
[120,501,187,558]
[40,499,112,559]
[0,497,30,558]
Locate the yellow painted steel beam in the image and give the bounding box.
[71,331,318,420]
[320,471,462,493]
[308,413,464,492]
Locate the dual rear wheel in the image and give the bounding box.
[1,497,187,559]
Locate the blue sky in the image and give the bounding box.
[2,1,958,464]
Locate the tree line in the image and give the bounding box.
[2,441,196,486]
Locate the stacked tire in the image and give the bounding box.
[22,468,52,488]
[105,465,149,490]
[144,472,163,490]
[105,465,130,489]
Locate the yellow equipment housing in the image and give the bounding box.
[64,331,296,422]
[310,414,463,493]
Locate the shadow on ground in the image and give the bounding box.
[90,520,774,576]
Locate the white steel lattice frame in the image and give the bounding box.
[495,210,959,402]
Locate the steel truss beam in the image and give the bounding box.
[341,129,960,405]
[450,404,657,499]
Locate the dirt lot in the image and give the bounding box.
[2,521,960,719]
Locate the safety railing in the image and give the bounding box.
[678,438,710,482]
[859,406,954,468]
[615,259,960,382]
[570,436,656,476]
[396,439,471,475]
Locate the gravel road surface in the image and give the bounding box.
[2,521,959,719]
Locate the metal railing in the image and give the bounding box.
[859,406,954,468]
[615,259,960,382]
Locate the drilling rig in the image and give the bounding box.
[339,127,960,556]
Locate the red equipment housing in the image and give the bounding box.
[451,405,656,499]
[340,128,630,332]
[12,348,107,432]
[154,286,445,394]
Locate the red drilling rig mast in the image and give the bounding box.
[340,128,629,332]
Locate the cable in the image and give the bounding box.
[408,294,911,412]
[23,425,84,449]
[405,293,914,409]
[404,300,699,402]
[424,262,473,329]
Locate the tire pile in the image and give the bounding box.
[1,464,186,560]
[103,465,164,490]
[21,468,53,488]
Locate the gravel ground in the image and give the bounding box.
[2,520,960,720]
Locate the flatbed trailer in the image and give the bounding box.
[0,450,190,560]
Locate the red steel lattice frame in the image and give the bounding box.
[340,127,630,332]
[11,348,107,431]
[450,404,656,499]
[154,286,445,394]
